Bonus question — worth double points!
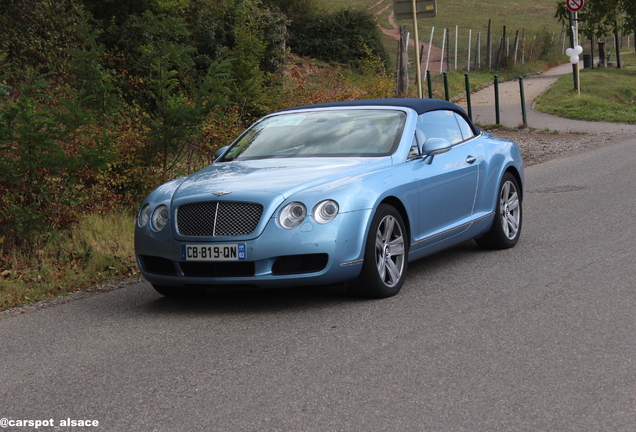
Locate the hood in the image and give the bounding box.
[172,157,392,201]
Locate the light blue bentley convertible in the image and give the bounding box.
[135,99,523,298]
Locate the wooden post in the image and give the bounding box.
[467,29,472,71]
[501,25,507,68]
[475,32,481,70]
[412,0,423,97]
[487,19,492,70]
[440,28,446,73]
[446,28,450,72]
[454,25,458,70]
[397,25,409,96]
[425,26,435,73]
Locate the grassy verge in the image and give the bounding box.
[534,52,636,124]
[0,212,137,311]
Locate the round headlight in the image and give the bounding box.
[138,204,151,228]
[151,205,169,231]
[313,200,339,224]
[278,202,307,229]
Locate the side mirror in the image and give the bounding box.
[421,138,452,164]
[422,137,452,156]
[214,146,229,160]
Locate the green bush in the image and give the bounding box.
[289,7,388,67]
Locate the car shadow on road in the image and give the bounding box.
[139,241,485,317]
[142,283,357,316]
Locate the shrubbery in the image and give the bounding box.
[0,0,393,248]
[289,7,389,68]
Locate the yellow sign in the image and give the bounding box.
[393,0,437,20]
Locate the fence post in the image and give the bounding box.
[440,28,446,74]
[476,32,481,70]
[426,70,433,98]
[467,29,472,71]
[519,76,527,127]
[425,27,435,73]
[487,19,492,70]
[455,25,459,70]
[494,74,500,125]
[464,73,472,121]
[443,72,450,101]
[397,25,409,96]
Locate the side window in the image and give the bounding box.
[454,113,476,141]
[416,110,463,145]
[408,134,420,158]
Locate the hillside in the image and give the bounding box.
[325,0,564,71]
[323,0,562,36]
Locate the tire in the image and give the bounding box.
[152,284,205,297]
[350,204,409,298]
[476,172,522,249]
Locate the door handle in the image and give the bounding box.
[466,155,477,164]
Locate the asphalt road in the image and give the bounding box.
[2,137,636,432]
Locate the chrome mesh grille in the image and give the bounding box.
[177,201,263,237]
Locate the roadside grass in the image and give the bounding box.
[0,212,137,311]
[534,52,636,124]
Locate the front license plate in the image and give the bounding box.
[181,244,246,261]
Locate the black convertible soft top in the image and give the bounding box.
[282,98,467,117]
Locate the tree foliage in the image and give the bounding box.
[555,0,636,40]
[0,67,116,242]
[288,7,389,67]
[0,0,394,247]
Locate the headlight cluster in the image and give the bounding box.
[138,204,169,231]
[278,200,339,229]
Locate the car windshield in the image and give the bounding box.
[219,109,406,161]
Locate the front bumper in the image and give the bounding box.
[135,209,371,289]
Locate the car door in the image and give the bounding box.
[409,110,479,248]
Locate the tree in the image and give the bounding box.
[133,11,231,178]
[556,0,636,41]
[0,67,116,244]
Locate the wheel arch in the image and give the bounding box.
[378,196,412,245]
[504,166,524,201]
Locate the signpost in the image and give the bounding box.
[566,0,584,95]
[393,0,437,98]
[566,0,584,12]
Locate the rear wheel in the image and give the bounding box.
[350,204,408,298]
[476,172,522,249]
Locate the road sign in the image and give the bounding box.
[393,0,437,20]
[566,0,584,12]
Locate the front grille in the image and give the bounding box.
[177,201,263,237]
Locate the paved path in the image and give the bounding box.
[456,63,636,134]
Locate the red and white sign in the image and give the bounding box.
[566,0,584,12]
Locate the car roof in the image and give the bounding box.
[281,98,467,117]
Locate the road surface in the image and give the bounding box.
[1,137,635,431]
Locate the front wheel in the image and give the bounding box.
[349,204,409,298]
[476,172,522,249]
